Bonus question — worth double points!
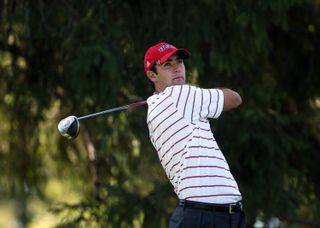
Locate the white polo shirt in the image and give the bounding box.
[147,85,242,204]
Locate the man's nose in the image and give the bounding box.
[173,63,181,71]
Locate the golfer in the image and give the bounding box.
[144,42,246,227]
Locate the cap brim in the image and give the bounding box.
[159,48,191,64]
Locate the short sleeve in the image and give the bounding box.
[170,85,224,122]
[200,88,224,119]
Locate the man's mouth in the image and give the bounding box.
[173,76,184,81]
[172,77,185,85]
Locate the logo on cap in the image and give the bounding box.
[158,44,174,52]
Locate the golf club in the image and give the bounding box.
[58,100,147,139]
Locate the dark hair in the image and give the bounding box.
[149,64,157,90]
[150,64,157,74]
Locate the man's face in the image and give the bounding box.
[152,54,186,92]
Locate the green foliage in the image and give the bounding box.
[0,0,319,227]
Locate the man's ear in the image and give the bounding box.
[146,70,158,83]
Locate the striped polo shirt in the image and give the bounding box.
[147,84,242,204]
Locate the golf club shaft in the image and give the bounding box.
[77,100,147,120]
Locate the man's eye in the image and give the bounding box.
[164,62,171,67]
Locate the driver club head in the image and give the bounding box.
[58,115,80,139]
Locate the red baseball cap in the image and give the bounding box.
[144,42,191,73]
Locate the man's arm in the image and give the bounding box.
[221,88,242,111]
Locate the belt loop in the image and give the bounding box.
[183,199,187,208]
[239,202,243,211]
[180,199,186,208]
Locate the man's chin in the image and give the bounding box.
[173,78,185,85]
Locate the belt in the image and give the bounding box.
[177,199,243,214]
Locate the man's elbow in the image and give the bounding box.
[233,92,242,108]
[222,89,242,111]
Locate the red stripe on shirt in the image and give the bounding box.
[160,132,192,159]
[148,102,173,124]
[176,85,183,108]
[180,175,234,181]
[185,194,241,200]
[181,151,188,158]
[200,89,204,120]
[148,93,171,116]
[170,161,180,172]
[183,165,229,171]
[165,137,193,165]
[174,161,186,177]
[191,90,196,123]
[180,184,237,192]
[185,155,226,162]
[193,135,215,141]
[155,116,183,143]
[183,85,191,118]
[213,90,220,117]
[195,127,211,132]
[153,110,178,133]
[161,125,189,149]
[164,148,185,166]
[189,145,220,150]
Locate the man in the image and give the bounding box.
[144,42,246,228]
